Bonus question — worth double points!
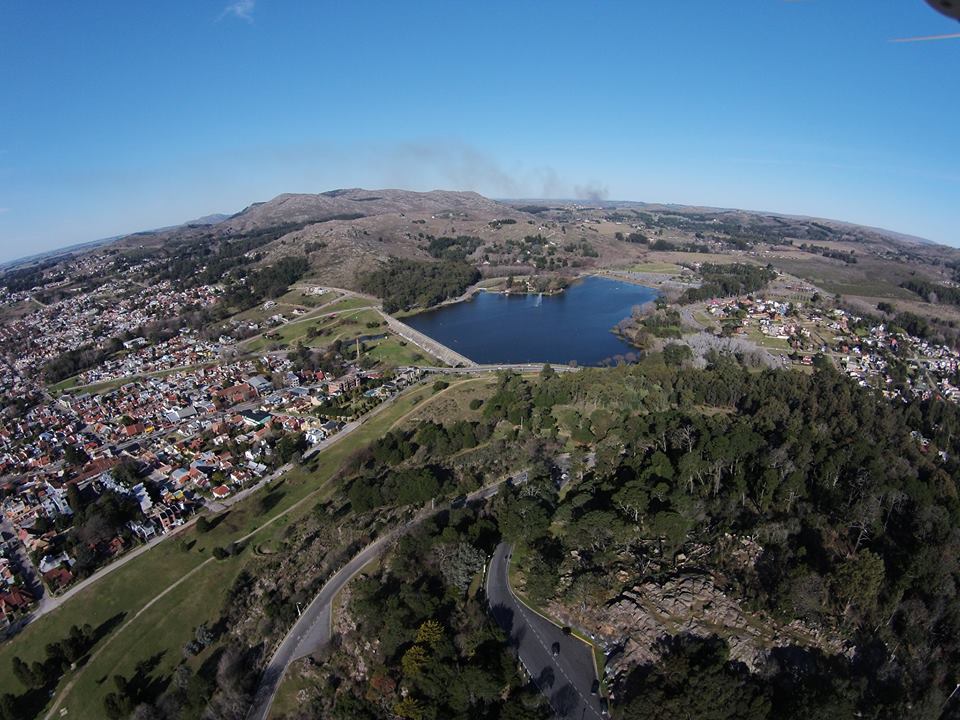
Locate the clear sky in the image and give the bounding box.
[1,1,957,261]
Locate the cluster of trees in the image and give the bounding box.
[66,489,140,577]
[221,255,309,310]
[358,258,480,313]
[346,419,496,512]
[561,240,599,258]
[799,243,858,264]
[424,235,482,261]
[483,356,960,717]
[154,223,309,289]
[3,625,97,720]
[614,231,648,244]
[325,507,550,720]
[42,337,124,383]
[679,263,776,303]
[902,277,960,306]
[0,260,58,293]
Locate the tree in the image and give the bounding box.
[195,622,214,648]
[64,444,89,467]
[401,644,429,677]
[415,619,445,648]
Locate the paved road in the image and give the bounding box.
[487,543,605,719]
[0,517,46,615]
[246,480,507,720]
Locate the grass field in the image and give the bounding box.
[243,306,380,353]
[362,336,430,367]
[392,377,496,430]
[630,262,684,274]
[320,296,377,314]
[276,288,341,308]
[0,379,468,720]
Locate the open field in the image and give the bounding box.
[392,377,497,430]
[242,306,380,353]
[0,380,473,719]
[318,296,377,314]
[766,254,925,300]
[362,335,431,367]
[629,262,685,274]
[276,288,341,308]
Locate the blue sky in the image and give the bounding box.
[0,1,957,261]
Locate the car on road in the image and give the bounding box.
[591,679,599,695]
[551,641,560,656]
[600,698,609,716]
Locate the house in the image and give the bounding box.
[128,519,157,541]
[247,375,272,395]
[211,485,231,499]
[216,383,257,405]
[165,406,198,423]
[122,422,145,438]
[328,375,359,394]
[39,551,72,575]
[241,410,271,428]
[42,566,74,591]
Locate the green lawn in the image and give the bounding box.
[276,288,342,308]
[630,262,684,274]
[48,376,81,393]
[0,380,446,719]
[320,296,377,313]
[363,336,430,367]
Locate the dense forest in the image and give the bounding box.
[480,359,960,718]
[679,263,777,303]
[358,258,480,313]
[220,255,309,310]
[424,235,483,262]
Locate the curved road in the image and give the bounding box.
[487,543,605,719]
[246,481,507,720]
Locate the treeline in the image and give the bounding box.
[800,243,857,264]
[902,277,960,306]
[424,235,482,261]
[679,263,776,303]
[358,258,480,313]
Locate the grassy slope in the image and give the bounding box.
[0,380,472,719]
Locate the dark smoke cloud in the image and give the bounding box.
[573,183,609,203]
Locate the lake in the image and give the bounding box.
[405,275,658,366]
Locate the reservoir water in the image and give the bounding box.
[405,275,658,366]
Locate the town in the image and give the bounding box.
[0,263,427,633]
[703,295,960,405]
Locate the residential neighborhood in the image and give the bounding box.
[705,296,960,405]
[0,261,428,634]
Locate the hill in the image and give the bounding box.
[90,188,960,324]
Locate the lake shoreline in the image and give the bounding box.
[404,275,659,367]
